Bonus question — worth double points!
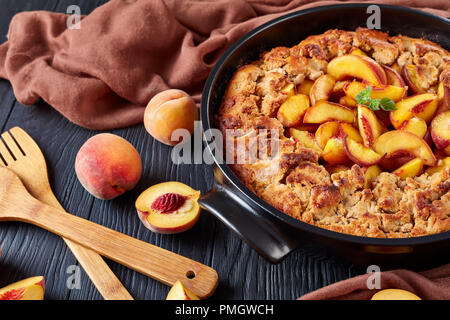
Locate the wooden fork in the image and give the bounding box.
[0,127,218,299]
[0,127,133,299]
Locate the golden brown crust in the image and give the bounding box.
[217,28,450,238]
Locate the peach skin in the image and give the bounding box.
[144,89,198,146]
[75,133,142,200]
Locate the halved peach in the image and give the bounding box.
[362,165,382,188]
[383,64,406,87]
[344,136,385,166]
[431,110,450,155]
[426,157,450,175]
[281,83,296,97]
[136,182,201,234]
[357,105,387,148]
[374,130,436,166]
[327,55,387,86]
[322,137,348,165]
[166,280,200,300]
[303,101,355,124]
[0,276,45,300]
[401,117,427,138]
[390,93,438,128]
[402,64,425,94]
[289,128,322,153]
[297,79,314,96]
[339,95,357,108]
[277,94,310,127]
[309,74,336,105]
[315,121,340,149]
[371,289,421,300]
[343,81,406,102]
[392,158,424,179]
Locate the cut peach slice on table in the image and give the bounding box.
[357,105,387,148]
[371,289,421,300]
[303,101,355,124]
[402,64,425,94]
[390,93,438,128]
[322,137,348,165]
[297,79,314,95]
[431,111,450,155]
[315,121,340,149]
[327,55,387,86]
[344,136,385,166]
[392,158,424,179]
[0,276,45,300]
[166,280,200,300]
[289,128,322,153]
[343,81,406,102]
[382,64,406,87]
[309,74,336,105]
[426,157,450,175]
[374,130,436,166]
[136,182,201,234]
[277,94,310,127]
[400,117,427,138]
[362,165,382,188]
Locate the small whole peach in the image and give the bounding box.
[144,89,198,146]
[75,133,142,200]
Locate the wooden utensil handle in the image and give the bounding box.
[42,191,133,300]
[21,198,218,299]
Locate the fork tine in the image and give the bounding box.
[0,136,14,165]
[1,131,24,160]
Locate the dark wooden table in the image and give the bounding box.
[0,0,362,300]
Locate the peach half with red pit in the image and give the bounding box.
[135,182,201,234]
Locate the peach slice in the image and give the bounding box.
[343,81,406,102]
[390,93,438,128]
[289,128,322,153]
[426,157,450,175]
[327,55,387,86]
[402,64,425,94]
[339,95,357,108]
[371,289,421,300]
[431,111,450,155]
[136,182,201,234]
[330,81,350,101]
[374,130,436,166]
[349,47,368,56]
[315,121,340,149]
[322,137,348,165]
[297,79,314,95]
[362,165,382,188]
[357,105,387,148]
[0,276,45,300]
[338,123,363,143]
[277,94,310,127]
[303,101,355,124]
[344,136,385,166]
[281,83,296,97]
[392,158,424,179]
[325,164,349,175]
[309,74,336,105]
[401,117,427,138]
[383,64,406,87]
[166,280,200,300]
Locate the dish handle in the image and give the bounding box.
[198,166,299,264]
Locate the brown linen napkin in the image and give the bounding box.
[299,263,450,300]
[0,0,449,130]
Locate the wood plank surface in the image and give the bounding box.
[0,0,363,300]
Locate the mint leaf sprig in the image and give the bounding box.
[355,86,397,111]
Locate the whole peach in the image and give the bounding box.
[75,133,142,200]
[144,89,198,146]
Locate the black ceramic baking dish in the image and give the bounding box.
[199,3,450,268]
